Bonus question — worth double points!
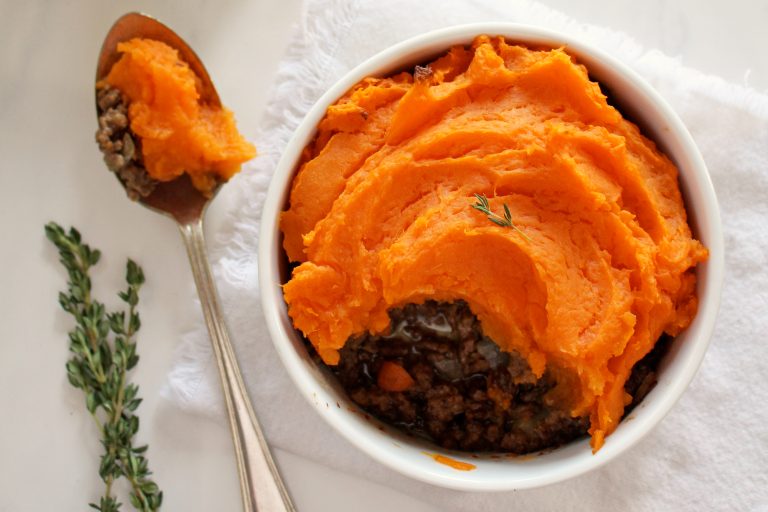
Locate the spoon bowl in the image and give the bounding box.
[96,13,220,105]
[95,12,219,224]
[95,12,295,511]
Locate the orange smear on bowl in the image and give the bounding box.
[423,452,477,471]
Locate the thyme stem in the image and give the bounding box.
[45,222,163,512]
[471,193,532,242]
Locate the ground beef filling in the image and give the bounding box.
[95,83,157,200]
[328,301,667,454]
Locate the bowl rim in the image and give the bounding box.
[258,22,724,491]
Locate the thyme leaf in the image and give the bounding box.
[471,194,532,242]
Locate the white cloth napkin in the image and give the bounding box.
[163,0,768,509]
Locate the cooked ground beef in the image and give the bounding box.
[95,83,156,200]
[324,300,668,454]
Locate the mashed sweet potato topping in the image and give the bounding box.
[103,38,255,194]
[281,36,707,451]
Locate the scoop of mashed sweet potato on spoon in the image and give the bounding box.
[102,38,255,194]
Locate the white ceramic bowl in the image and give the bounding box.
[258,24,724,490]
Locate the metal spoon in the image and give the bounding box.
[95,12,295,512]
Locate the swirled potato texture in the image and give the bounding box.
[281,36,707,451]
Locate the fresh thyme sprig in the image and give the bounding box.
[471,194,532,242]
[45,222,162,512]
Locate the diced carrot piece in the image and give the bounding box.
[377,361,415,392]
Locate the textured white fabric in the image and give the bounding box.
[162,0,768,509]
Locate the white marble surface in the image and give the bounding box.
[0,1,765,511]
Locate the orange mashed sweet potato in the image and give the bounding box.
[104,38,255,194]
[280,36,707,451]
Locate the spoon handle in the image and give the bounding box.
[179,219,295,512]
